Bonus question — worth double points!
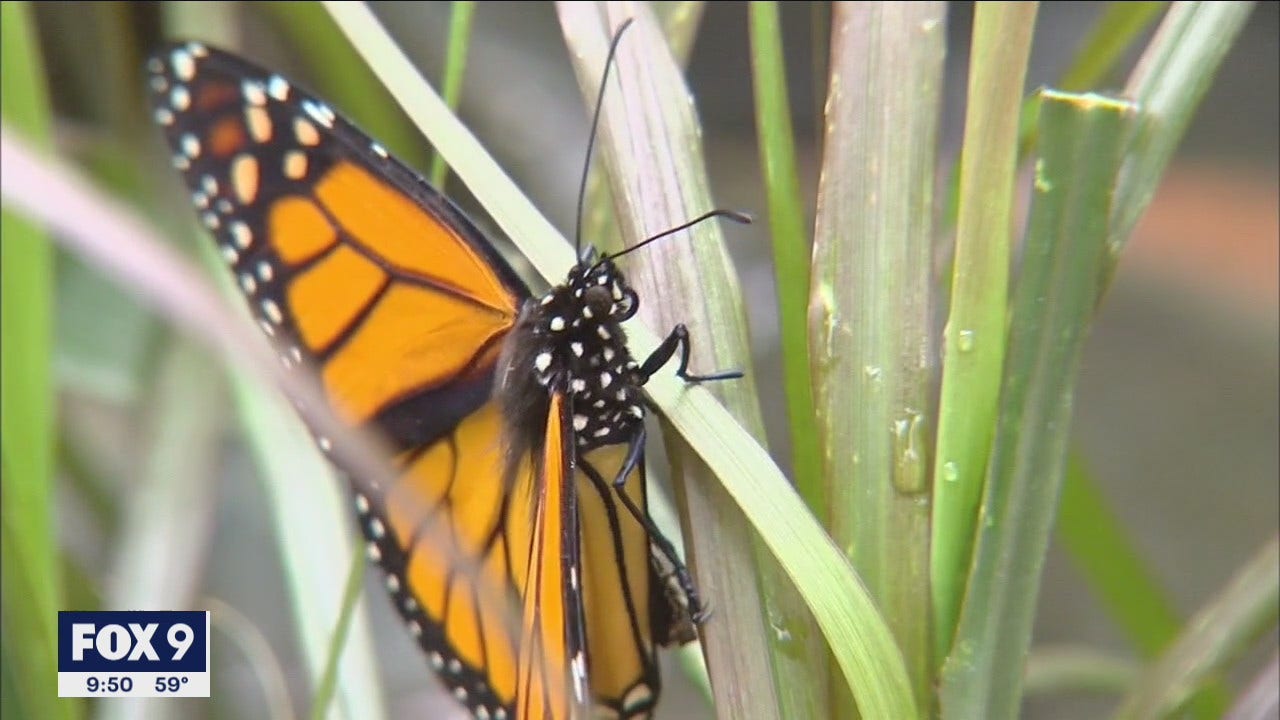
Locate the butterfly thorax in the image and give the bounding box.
[498,253,646,479]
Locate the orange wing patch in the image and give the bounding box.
[319,284,511,423]
[577,448,663,718]
[315,162,515,312]
[269,195,336,264]
[286,244,384,350]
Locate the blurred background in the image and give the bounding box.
[16,2,1278,719]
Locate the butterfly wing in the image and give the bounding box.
[508,391,590,720]
[577,449,669,719]
[148,42,535,717]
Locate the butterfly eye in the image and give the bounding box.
[583,285,614,318]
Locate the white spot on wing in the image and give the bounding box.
[261,299,283,324]
[301,99,336,128]
[230,221,252,249]
[170,48,195,81]
[242,79,267,106]
[535,352,552,372]
[169,84,191,111]
[267,74,291,101]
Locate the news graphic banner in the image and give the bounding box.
[58,611,210,698]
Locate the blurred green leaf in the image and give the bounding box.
[0,5,77,719]
[1115,537,1279,720]
[429,1,476,188]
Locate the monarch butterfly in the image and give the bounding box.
[147,29,743,720]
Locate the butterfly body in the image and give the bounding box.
[498,254,645,472]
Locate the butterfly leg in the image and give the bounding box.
[638,324,742,383]
[580,454,707,622]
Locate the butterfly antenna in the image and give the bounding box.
[574,17,635,259]
[603,209,753,265]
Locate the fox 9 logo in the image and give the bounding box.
[58,611,207,673]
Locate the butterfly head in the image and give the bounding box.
[566,251,639,324]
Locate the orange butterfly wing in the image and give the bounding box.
[149,42,532,717]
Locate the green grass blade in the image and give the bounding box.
[1106,1,1255,276]
[1024,646,1139,697]
[310,546,369,720]
[808,4,945,716]
[429,1,476,187]
[747,1,823,516]
[1114,537,1279,720]
[940,89,1136,720]
[319,3,917,718]
[930,1,1038,659]
[0,5,76,720]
